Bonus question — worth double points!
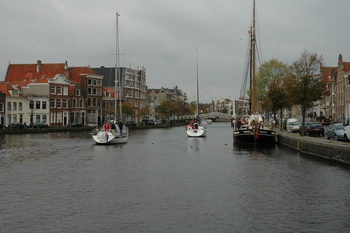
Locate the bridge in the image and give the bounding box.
[170,112,232,125]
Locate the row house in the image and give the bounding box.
[1,60,147,127]
[2,61,106,127]
[320,54,350,120]
[67,66,103,126]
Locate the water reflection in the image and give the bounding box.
[1,125,350,233]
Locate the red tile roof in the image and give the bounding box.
[343,62,350,72]
[67,67,97,83]
[321,67,336,82]
[103,87,116,98]
[0,83,15,96]
[5,63,66,86]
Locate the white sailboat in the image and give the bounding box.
[186,48,207,137]
[93,12,129,144]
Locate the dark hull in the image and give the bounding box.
[233,129,277,144]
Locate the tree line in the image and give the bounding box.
[255,49,325,135]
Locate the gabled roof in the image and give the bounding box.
[343,62,350,72]
[321,66,336,82]
[102,87,116,98]
[5,62,66,86]
[68,66,97,83]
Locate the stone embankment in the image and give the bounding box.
[277,131,350,165]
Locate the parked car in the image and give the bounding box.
[142,119,155,126]
[321,118,332,126]
[286,121,301,133]
[33,122,49,128]
[332,118,347,125]
[303,122,324,136]
[8,122,28,129]
[326,123,348,141]
[71,122,83,127]
[126,121,137,127]
[344,125,350,142]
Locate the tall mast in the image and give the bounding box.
[251,0,256,114]
[115,12,122,122]
[196,47,199,116]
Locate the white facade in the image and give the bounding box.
[22,83,50,125]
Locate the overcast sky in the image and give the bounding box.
[1,0,350,102]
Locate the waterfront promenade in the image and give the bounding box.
[278,130,350,165]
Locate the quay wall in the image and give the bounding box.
[278,132,350,165]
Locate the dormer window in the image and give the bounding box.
[105,91,110,97]
[11,90,19,97]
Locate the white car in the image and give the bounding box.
[344,125,350,141]
[286,121,301,133]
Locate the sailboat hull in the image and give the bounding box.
[186,126,207,137]
[233,129,276,144]
[92,130,128,144]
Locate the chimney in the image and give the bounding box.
[65,61,68,69]
[36,60,42,73]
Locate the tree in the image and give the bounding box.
[289,50,325,135]
[121,102,135,119]
[265,77,291,130]
[256,59,290,114]
[155,101,174,120]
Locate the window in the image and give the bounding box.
[76,89,80,96]
[50,86,56,94]
[80,99,84,108]
[50,99,55,108]
[42,115,47,123]
[19,115,23,123]
[11,90,19,97]
[63,86,68,96]
[57,86,62,95]
[0,103,3,112]
[87,98,91,107]
[51,112,55,123]
[13,102,17,111]
[92,88,97,95]
[72,98,76,107]
[29,100,34,109]
[42,101,46,109]
[63,99,68,108]
[88,88,92,95]
[88,79,92,86]
[19,102,22,111]
[7,102,11,111]
[12,115,17,123]
[93,80,97,86]
[36,115,41,122]
[36,101,41,109]
[56,99,62,108]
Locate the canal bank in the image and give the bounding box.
[277,131,350,165]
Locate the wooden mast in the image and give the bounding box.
[251,0,256,114]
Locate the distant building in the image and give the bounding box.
[320,54,350,120]
[146,86,187,120]
[215,97,234,114]
[93,65,147,122]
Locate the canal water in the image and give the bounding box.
[0,123,349,233]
